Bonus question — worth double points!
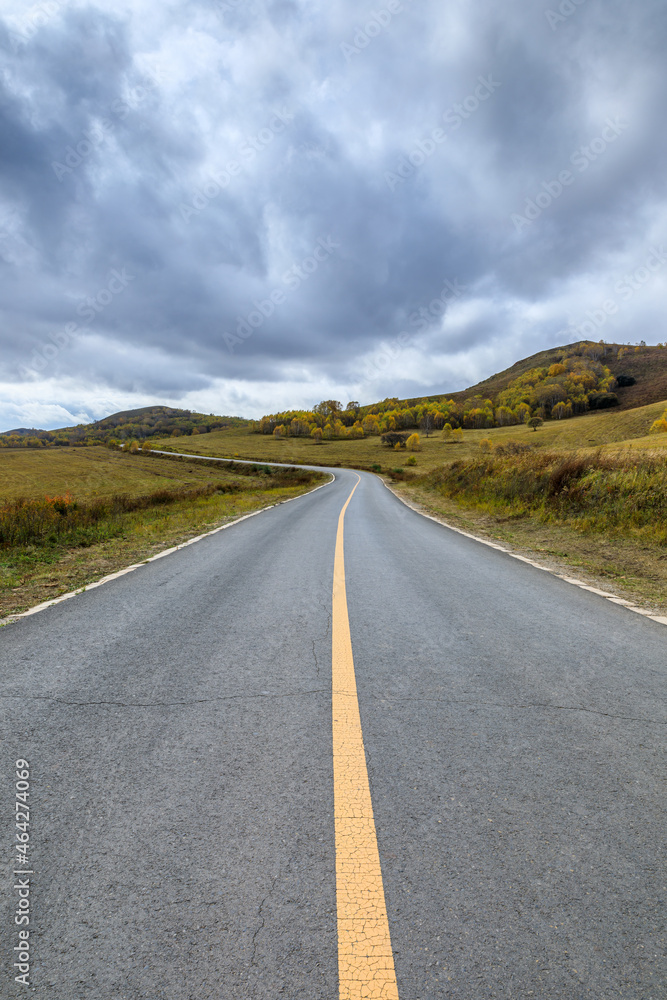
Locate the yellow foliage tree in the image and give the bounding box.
[649,408,667,433]
[406,432,421,451]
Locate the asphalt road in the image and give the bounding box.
[1,466,665,999]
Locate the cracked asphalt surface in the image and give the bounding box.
[1,467,665,999]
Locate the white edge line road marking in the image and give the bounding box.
[383,480,667,629]
[0,473,334,627]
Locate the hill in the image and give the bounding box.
[405,341,667,410]
[455,342,667,412]
[0,406,249,449]
[252,340,667,438]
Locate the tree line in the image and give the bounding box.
[252,343,635,440]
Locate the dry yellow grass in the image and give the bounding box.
[0,446,246,500]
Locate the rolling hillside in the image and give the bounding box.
[406,341,667,410]
[0,406,249,447]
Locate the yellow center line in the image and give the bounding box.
[332,476,400,1000]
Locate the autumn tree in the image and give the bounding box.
[419,412,434,437]
[314,400,342,420]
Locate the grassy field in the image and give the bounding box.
[0,449,326,620]
[153,398,667,473]
[0,445,257,500]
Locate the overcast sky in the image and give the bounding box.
[1,0,665,429]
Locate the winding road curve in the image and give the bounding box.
[1,464,665,999]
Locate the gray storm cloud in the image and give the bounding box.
[0,0,665,428]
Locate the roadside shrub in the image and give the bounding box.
[424,449,667,539]
[547,454,592,495]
